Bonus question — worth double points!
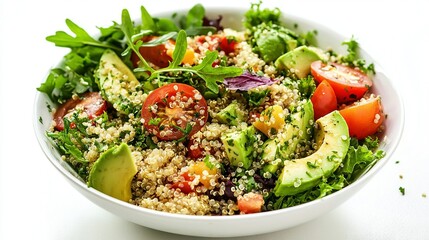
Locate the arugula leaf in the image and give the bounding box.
[121,9,155,73]
[146,30,242,94]
[190,51,243,93]
[169,30,187,68]
[183,3,205,28]
[140,32,177,47]
[140,5,156,31]
[151,50,242,94]
[46,19,122,51]
[98,22,125,46]
[155,18,180,33]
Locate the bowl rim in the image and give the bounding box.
[33,4,405,222]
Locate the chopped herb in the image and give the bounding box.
[203,155,215,170]
[243,89,270,107]
[399,186,405,196]
[39,116,43,124]
[306,161,318,169]
[46,103,52,112]
[149,118,161,126]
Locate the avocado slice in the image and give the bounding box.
[273,111,350,196]
[261,139,278,163]
[88,143,138,202]
[221,126,257,169]
[260,139,282,175]
[275,46,323,78]
[96,49,140,114]
[277,100,314,160]
[261,100,314,175]
[216,102,246,126]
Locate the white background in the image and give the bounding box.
[1,0,428,239]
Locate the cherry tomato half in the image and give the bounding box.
[141,83,208,141]
[311,60,372,103]
[53,92,107,131]
[339,96,385,140]
[311,80,338,120]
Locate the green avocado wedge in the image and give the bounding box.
[274,46,323,79]
[88,143,138,202]
[274,111,350,196]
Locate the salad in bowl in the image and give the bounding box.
[34,1,401,236]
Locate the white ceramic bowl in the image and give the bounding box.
[34,6,404,237]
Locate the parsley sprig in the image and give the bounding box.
[341,37,375,74]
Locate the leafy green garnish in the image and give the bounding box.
[182,3,205,29]
[37,67,98,104]
[297,75,316,99]
[244,1,281,29]
[46,19,122,51]
[341,37,375,74]
[203,155,215,170]
[40,20,123,104]
[47,115,88,164]
[243,89,270,107]
[140,6,157,32]
[120,9,242,93]
[270,174,346,209]
[339,137,385,182]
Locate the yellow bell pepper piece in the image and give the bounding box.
[253,105,285,137]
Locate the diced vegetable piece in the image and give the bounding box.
[237,192,264,214]
[253,105,285,138]
[221,126,257,169]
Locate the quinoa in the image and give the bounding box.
[43,4,385,216]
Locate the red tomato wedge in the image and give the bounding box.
[141,83,208,141]
[339,96,385,139]
[311,60,372,103]
[131,36,172,68]
[237,192,264,214]
[311,80,338,120]
[53,92,107,131]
